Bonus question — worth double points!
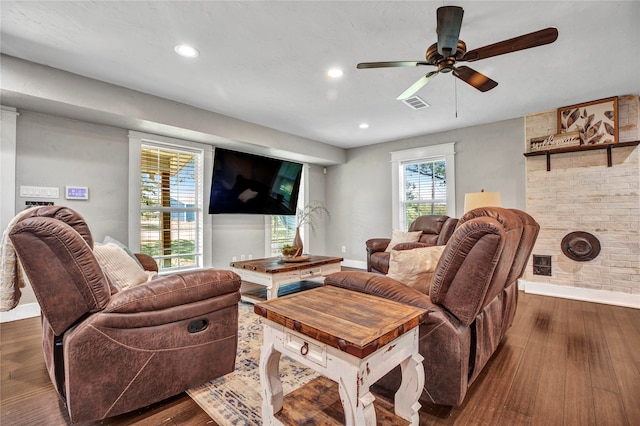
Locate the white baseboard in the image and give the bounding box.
[0,302,41,323]
[341,258,367,270]
[519,280,640,309]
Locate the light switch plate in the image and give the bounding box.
[19,186,59,199]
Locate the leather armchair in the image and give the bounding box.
[8,206,241,423]
[326,208,539,407]
[366,215,458,274]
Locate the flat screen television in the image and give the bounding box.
[208,148,303,215]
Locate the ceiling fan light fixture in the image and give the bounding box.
[174,44,199,58]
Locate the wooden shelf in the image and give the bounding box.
[523,140,639,171]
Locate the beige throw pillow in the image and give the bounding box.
[93,242,153,290]
[386,245,446,294]
[384,230,423,252]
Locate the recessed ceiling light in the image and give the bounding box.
[327,68,343,79]
[359,123,369,129]
[174,44,199,58]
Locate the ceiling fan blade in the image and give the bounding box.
[437,6,464,57]
[453,66,498,92]
[396,71,438,100]
[357,61,430,69]
[462,27,559,62]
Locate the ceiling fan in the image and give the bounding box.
[357,6,558,100]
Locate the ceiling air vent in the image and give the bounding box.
[401,96,430,110]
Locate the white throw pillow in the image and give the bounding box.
[101,235,144,268]
[386,246,446,294]
[384,230,423,252]
[93,242,153,290]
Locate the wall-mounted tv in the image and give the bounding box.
[208,148,303,215]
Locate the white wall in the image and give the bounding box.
[16,111,130,236]
[324,118,526,264]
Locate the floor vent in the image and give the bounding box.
[402,96,430,110]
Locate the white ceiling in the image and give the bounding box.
[1,1,639,149]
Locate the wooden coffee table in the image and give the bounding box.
[230,255,342,302]
[254,286,426,426]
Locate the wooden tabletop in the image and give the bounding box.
[230,255,343,274]
[254,286,427,359]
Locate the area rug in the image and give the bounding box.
[186,302,320,425]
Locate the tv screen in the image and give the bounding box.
[208,148,303,215]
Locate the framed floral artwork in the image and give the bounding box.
[557,96,618,144]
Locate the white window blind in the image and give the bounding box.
[391,143,456,230]
[401,158,447,227]
[140,143,203,271]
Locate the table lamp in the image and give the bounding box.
[464,189,502,213]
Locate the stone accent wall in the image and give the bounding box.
[523,95,639,298]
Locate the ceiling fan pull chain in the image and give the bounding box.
[455,78,458,118]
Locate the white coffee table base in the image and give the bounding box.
[259,321,424,426]
[233,261,342,302]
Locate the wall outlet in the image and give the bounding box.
[231,256,238,262]
[341,245,346,253]
[533,255,552,276]
[240,254,246,261]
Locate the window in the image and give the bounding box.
[270,215,297,256]
[269,166,306,256]
[129,132,211,273]
[391,143,456,230]
[401,159,447,225]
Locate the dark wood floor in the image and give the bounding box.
[2,291,639,425]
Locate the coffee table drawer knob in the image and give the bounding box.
[285,331,327,367]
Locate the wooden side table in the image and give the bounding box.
[230,255,343,302]
[254,286,426,425]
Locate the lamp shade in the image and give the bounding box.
[464,190,502,213]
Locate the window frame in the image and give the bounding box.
[128,131,213,272]
[390,143,456,231]
[265,164,308,256]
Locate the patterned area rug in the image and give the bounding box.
[187,302,320,425]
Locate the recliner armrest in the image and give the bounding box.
[365,238,391,254]
[391,242,431,251]
[324,271,434,312]
[105,269,241,314]
[134,253,159,272]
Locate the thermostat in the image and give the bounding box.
[65,186,89,200]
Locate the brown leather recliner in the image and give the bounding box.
[326,207,539,407]
[8,206,241,423]
[366,215,458,274]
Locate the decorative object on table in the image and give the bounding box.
[557,96,618,144]
[528,131,581,152]
[280,245,299,259]
[463,189,502,213]
[293,201,329,257]
[561,231,601,261]
[279,245,310,263]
